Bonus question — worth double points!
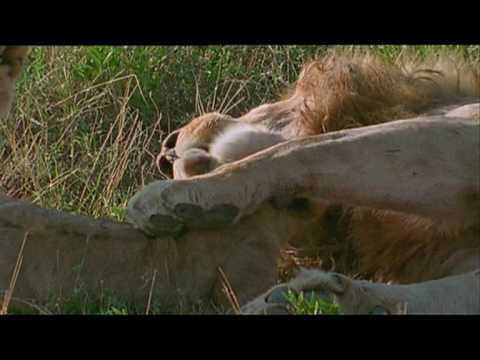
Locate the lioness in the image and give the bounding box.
[128,51,480,285]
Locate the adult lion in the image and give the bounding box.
[0,47,477,313]
[128,50,480,285]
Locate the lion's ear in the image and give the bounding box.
[2,46,30,61]
[157,130,181,178]
[161,129,181,151]
[323,273,350,294]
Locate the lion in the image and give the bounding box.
[2,189,348,312]
[162,121,286,179]
[129,49,480,287]
[0,46,29,117]
[1,47,478,313]
[156,51,479,180]
[241,268,480,315]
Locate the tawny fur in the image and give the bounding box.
[160,49,479,149]
[158,115,286,178]
[162,120,286,178]
[158,49,479,179]
[307,203,480,284]
[172,148,221,178]
[0,46,29,117]
[293,51,479,134]
[152,49,480,286]
[241,268,480,314]
[209,123,285,164]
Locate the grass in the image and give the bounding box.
[1,45,479,314]
[284,289,340,315]
[2,45,331,220]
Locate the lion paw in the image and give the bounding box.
[126,179,240,236]
[173,203,239,229]
[240,284,294,315]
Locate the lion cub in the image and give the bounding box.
[166,119,286,179]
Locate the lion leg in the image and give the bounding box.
[127,116,479,234]
[242,268,480,315]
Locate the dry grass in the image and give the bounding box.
[1,232,29,315]
[1,45,479,314]
[2,46,330,221]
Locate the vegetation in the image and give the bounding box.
[2,45,479,314]
[284,289,340,315]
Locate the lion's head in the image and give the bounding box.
[156,112,236,178]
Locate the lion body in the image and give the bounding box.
[145,50,480,286]
[1,47,479,312]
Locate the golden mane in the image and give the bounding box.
[291,49,479,134]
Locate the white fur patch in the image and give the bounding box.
[445,103,480,120]
[210,123,285,163]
